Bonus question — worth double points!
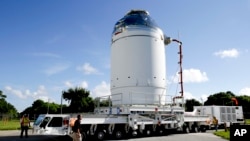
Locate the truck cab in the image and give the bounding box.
[32,114,71,135]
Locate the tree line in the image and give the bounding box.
[0,90,18,118]
[1,88,250,119]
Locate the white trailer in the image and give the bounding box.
[32,9,211,140]
[32,97,211,140]
[193,105,244,128]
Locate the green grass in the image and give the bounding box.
[214,130,230,140]
[213,119,250,140]
[245,119,250,124]
[0,119,21,130]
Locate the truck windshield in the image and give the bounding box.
[40,117,51,128]
[34,115,45,125]
[112,10,159,34]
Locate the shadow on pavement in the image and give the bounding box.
[0,135,73,141]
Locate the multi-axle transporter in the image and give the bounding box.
[33,10,212,141]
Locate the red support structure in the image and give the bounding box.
[171,39,184,103]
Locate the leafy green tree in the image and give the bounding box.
[62,87,95,113]
[0,90,18,117]
[204,91,235,106]
[21,106,33,115]
[32,99,48,114]
[48,102,60,114]
[235,95,250,118]
[185,99,202,111]
[94,98,111,107]
[21,99,64,119]
[0,90,7,99]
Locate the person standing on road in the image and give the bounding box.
[20,114,30,138]
[72,115,82,141]
[213,116,218,131]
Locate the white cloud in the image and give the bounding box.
[77,63,101,75]
[80,81,88,88]
[214,48,239,58]
[184,91,195,100]
[174,92,208,104]
[91,81,110,98]
[5,86,27,99]
[172,68,208,83]
[64,81,88,89]
[64,81,73,87]
[5,85,48,100]
[173,91,196,103]
[44,64,70,75]
[33,85,47,97]
[239,87,250,96]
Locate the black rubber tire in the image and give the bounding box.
[114,130,123,139]
[200,126,207,132]
[81,132,87,141]
[184,126,190,133]
[193,126,199,133]
[130,130,138,138]
[144,129,152,136]
[95,130,105,141]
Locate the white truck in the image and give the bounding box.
[193,105,244,128]
[32,114,71,135]
[33,9,212,140]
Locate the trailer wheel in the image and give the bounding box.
[183,126,190,133]
[113,130,123,139]
[81,132,87,141]
[155,126,165,136]
[144,129,152,136]
[200,126,207,132]
[193,126,199,133]
[158,129,164,136]
[95,130,105,140]
[130,130,138,138]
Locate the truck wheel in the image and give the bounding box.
[96,130,105,140]
[114,130,123,139]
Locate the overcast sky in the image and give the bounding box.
[1,0,250,112]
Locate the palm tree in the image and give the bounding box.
[62,87,94,113]
[0,90,7,99]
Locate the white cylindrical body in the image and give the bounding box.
[111,10,167,105]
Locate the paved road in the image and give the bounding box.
[0,130,227,141]
[113,132,227,141]
[0,130,60,141]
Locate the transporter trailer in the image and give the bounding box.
[33,101,211,140]
[33,10,211,140]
